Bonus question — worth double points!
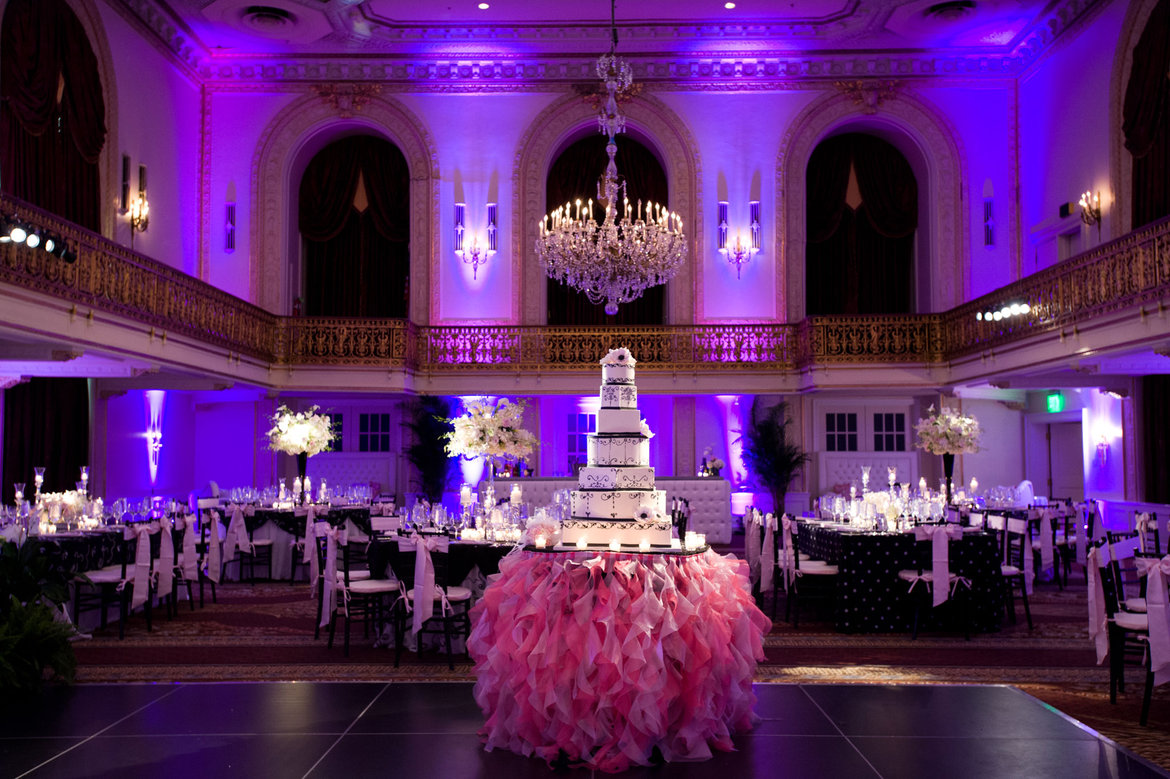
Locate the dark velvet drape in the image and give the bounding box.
[0,0,105,232]
[545,134,667,325]
[1142,376,1170,503]
[3,378,90,504]
[299,135,410,318]
[1123,0,1170,230]
[805,134,917,316]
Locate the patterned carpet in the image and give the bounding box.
[69,572,1170,771]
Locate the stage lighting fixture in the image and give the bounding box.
[25,230,41,248]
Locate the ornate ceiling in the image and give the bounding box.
[136,0,1096,79]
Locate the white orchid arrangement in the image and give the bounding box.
[443,397,537,461]
[914,405,981,455]
[600,347,636,366]
[523,509,562,547]
[267,404,334,456]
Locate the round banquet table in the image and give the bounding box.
[468,547,772,773]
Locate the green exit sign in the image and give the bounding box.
[1046,392,1064,413]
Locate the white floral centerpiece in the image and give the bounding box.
[914,405,981,455]
[914,404,980,503]
[443,397,537,467]
[523,509,562,548]
[700,445,725,477]
[600,346,636,366]
[267,404,334,456]
[38,490,86,523]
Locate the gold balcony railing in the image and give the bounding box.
[2,193,1168,375]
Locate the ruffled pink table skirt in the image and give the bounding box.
[468,548,772,773]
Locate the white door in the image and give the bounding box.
[1048,422,1084,502]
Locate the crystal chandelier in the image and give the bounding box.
[537,0,686,316]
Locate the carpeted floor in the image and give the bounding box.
[69,561,1170,771]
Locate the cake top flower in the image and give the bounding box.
[640,419,654,439]
[600,347,636,366]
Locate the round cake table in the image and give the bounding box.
[468,547,771,773]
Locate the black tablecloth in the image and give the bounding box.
[366,537,513,585]
[241,506,372,537]
[31,529,126,579]
[796,521,1005,633]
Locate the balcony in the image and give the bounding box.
[2,193,1168,394]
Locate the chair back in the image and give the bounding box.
[1136,511,1162,556]
[1005,516,1029,568]
[968,511,985,529]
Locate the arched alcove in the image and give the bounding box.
[779,92,968,320]
[513,93,701,325]
[1110,0,1168,235]
[251,93,437,319]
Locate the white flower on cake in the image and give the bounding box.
[267,405,334,456]
[914,405,981,455]
[443,397,537,460]
[640,419,654,438]
[600,347,636,366]
[635,503,659,522]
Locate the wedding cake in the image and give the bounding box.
[561,348,673,548]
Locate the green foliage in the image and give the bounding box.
[739,399,810,513]
[404,396,455,503]
[0,596,77,690]
[0,540,79,690]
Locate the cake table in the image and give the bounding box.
[468,547,771,773]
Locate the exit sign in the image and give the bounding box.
[1046,392,1064,413]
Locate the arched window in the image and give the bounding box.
[805,133,918,316]
[298,135,410,318]
[545,133,667,326]
[1123,0,1170,230]
[0,0,106,231]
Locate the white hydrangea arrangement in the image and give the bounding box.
[267,404,334,456]
[443,397,537,461]
[38,490,87,522]
[914,405,981,455]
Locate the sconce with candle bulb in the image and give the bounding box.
[717,200,761,279]
[1079,190,1101,241]
[454,202,497,280]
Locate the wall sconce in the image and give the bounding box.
[454,202,496,280]
[717,200,761,279]
[1079,190,1101,240]
[1096,435,1109,468]
[128,165,149,250]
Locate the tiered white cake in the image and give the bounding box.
[561,349,673,548]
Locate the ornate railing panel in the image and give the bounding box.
[282,318,414,366]
[0,196,278,360]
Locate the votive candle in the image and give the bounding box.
[576,537,588,550]
[609,539,621,551]
[510,484,522,505]
[639,539,650,552]
[535,536,547,549]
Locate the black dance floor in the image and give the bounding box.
[1,682,1165,778]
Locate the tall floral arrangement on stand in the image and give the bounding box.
[442,398,537,484]
[267,405,334,503]
[914,405,980,503]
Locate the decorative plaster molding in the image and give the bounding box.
[511,92,701,326]
[198,84,211,281]
[250,92,439,320]
[111,0,203,77]
[777,89,969,320]
[0,376,28,391]
[311,83,383,118]
[833,79,901,114]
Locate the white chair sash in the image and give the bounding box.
[176,514,198,580]
[779,515,797,588]
[1087,545,1109,665]
[206,510,223,584]
[912,524,963,606]
[1136,513,1153,554]
[317,521,348,628]
[403,534,450,635]
[123,523,157,610]
[157,515,174,600]
[222,505,252,567]
[303,507,320,587]
[1137,555,1170,686]
[1075,503,1089,565]
[761,513,776,595]
[1007,517,1034,595]
[1035,510,1055,573]
[745,510,762,585]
